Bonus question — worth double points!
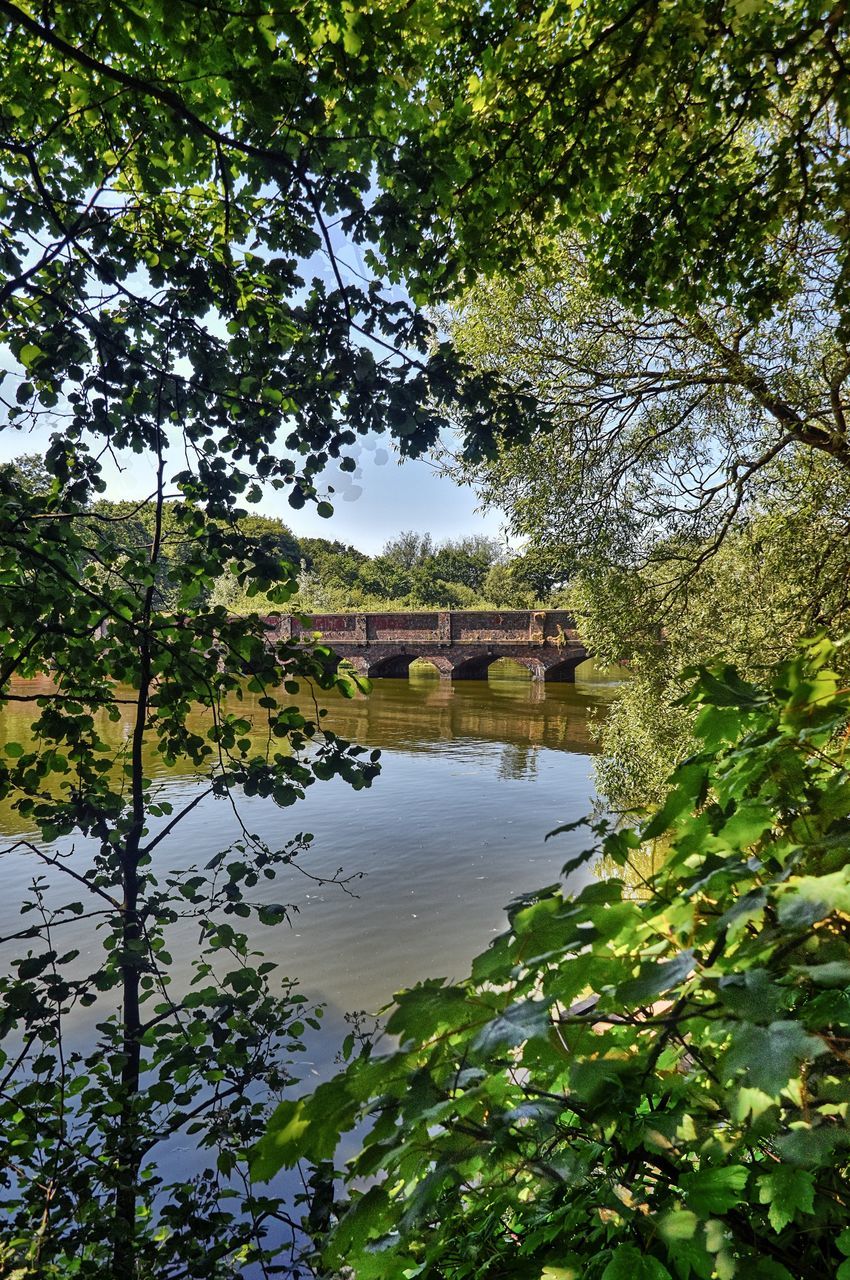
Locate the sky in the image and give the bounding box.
[279,447,508,554]
[0,419,508,556]
[0,187,511,555]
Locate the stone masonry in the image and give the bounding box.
[264,610,589,682]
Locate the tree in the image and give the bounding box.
[229,515,300,570]
[427,535,503,592]
[256,637,850,1280]
[0,2,530,503]
[0,451,388,1275]
[0,2,532,1271]
[445,238,850,592]
[482,561,537,609]
[380,531,436,571]
[1,453,53,498]
[367,1,850,344]
[298,537,369,578]
[441,238,850,803]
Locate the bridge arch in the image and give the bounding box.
[450,654,495,681]
[451,654,553,682]
[543,654,588,682]
[366,650,417,679]
[503,656,548,681]
[414,654,455,678]
[450,653,587,683]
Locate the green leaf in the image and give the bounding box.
[724,1021,826,1095]
[616,949,694,1004]
[251,1074,357,1178]
[776,1125,841,1167]
[325,1185,391,1264]
[716,803,773,850]
[757,1166,815,1232]
[692,665,762,709]
[251,1099,311,1179]
[642,763,707,839]
[717,969,783,1022]
[790,960,850,987]
[18,343,43,368]
[471,998,550,1052]
[342,26,363,56]
[680,1165,749,1215]
[657,1209,699,1241]
[17,954,51,980]
[601,1244,672,1279]
[779,870,850,927]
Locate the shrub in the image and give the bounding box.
[255,636,850,1279]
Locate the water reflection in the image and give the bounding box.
[0,669,611,833]
[0,668,616,1016]
[497,742,540,781]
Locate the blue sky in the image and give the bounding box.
[280,448,507,554]
[0,420,507,556]
[0,207,509,554]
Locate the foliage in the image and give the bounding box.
[285,530,512,613]
[405,4,850,808]
[482,557,547,610]
[5,2,848,1273]
[369,1,850,336]
[0,0,533,506]
[256,635,850,1280]
[445,238,850,589]
[426,537,505,593]
[380,531,439,571]
[1,453,53,499]
[0,444,387,1275]
[566,454,850,808]
[442,238,850,804]
[0,1,532,1272]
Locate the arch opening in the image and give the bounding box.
[487,657,534,682]
[544,655,586,683]
[367,652,415,679]
[412,655,454,679]
[450,655,494,681]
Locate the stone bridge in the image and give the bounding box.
[267,610,588,682]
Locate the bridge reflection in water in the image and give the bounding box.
[0,667,615,837]
[343,668,607,761]
[0,667,617,1057]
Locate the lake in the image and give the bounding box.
[0,665,615,1063]
[0,662,621,1263]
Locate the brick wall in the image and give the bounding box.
[276,610,577,648]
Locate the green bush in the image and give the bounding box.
[254,636,850,1279]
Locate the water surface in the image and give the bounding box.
[0,667,614,1037]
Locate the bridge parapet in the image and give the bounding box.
[264,610,587,682]
[281,609,578,646]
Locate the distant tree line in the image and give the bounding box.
[288,530,557,613]
[4,455,553,614]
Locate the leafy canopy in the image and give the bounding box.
[370,0,850,328]
[0,0,533,505]
[445,237,850,584]
[0,1,533,1271]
